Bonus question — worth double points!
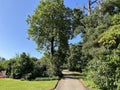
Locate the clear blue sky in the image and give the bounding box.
[0,0,87,59]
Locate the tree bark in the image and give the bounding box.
[88,0,98,16]
[88,0,91,16]
[51,36,54,57]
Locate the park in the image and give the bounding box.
[0,0,120,90]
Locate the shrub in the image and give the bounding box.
[35,76,59,81]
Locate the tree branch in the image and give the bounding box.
[90,0,98,5]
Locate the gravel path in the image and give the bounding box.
[54,70,88,90]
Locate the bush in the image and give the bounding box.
[67,44,83,72]
[23,73,33,80]
[51,56,62,77]
[5,52,63,80]
[32,62,48,78]
[35,76,59,81]
[117,79,120,90]
[86,54,120,90]
[21,78,25,81]
[6,52,45,80]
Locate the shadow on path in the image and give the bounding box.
[54,70,89,90]
[63,73,83,79]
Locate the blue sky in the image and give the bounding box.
[0,0,87,59]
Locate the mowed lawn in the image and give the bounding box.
[0,78,57,90]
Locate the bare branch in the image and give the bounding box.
[83,5,88,11]
[90,0,98,5]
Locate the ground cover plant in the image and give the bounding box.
[0,78,57,90]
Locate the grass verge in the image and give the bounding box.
[79,72,100,90]
[80,78,100,90]
[0,78,57,90]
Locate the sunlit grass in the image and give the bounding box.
[0,78,57,90]
[80,79,100,90]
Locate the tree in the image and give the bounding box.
[27,0,72,58]
[68,0,120,89]
[67,0,120,89]
[81,3,120,89]
[99,25,120,49]
[27,0,74,76]
[83,0,98,16]
[67,44,83,72]
[19,52,34,77]
[100,0,120,15]
[90,22,120,89]
[6,52,34,79]
[0,57,5,61]
[0,59,7,71]
[6,58,17,78]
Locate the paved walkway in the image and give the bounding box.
[55,70,89,90]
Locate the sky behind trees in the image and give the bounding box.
[0,0,87,59]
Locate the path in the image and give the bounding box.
[55,70,89,90]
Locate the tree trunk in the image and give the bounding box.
[88,0,98,16]
[88,0,91,16]
[51,36,54,57]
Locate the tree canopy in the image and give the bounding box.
[27,0,73,57]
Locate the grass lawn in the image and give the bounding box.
[0,78,57,90]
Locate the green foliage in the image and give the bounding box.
[0,59,8,71]
[27,0,74,77]
[51,53,63,77]
[0,57,5,61]
[27,0,72,53]
[38,52,62,77]
[32,60,48,79]
[111,14,120,25]
[34,76,59,81]
[67,44,82,72]
[6,52,52,80]
[97,22,120,89]
[73,0,120,90]
[86,49,120,90]
[73,8,84,35]
[6,53,34,79]
[2,1,120,89]
[101,0,120,15]
[99,24,120,48]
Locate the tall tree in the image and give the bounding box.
[101,0,120,15]
[67,44,83,72]
[83,0,98,16]
[78,0,120,89]
[26,0,72,59]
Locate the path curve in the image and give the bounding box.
[54,70,89,90]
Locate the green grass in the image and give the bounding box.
[0,78,57,90]
[80,79,100,90]
[79,74,100,90]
